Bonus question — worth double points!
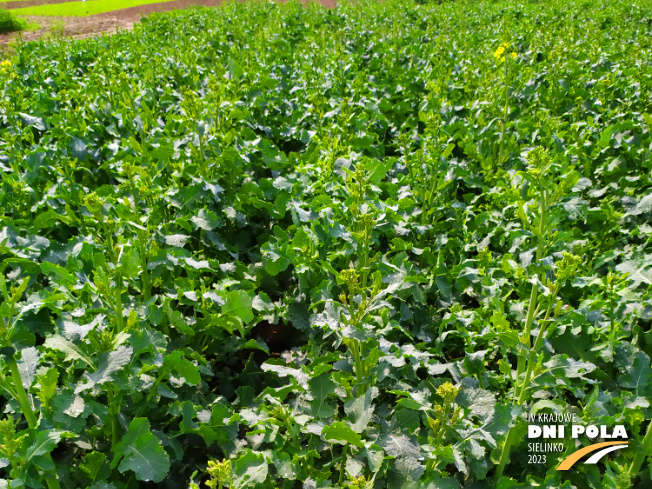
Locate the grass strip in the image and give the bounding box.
[11,0,174,17]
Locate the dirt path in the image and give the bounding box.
[0,0,336,46]
[0,14,134,44]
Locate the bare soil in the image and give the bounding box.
[0,0,336,46]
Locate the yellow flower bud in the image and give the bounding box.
[436,382,460,404]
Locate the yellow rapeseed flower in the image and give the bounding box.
[494,46,505,59]
[0,60,11,68]
[493,43,517,63]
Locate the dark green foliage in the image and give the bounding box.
[0,9,23,34]
[0,0,651,487]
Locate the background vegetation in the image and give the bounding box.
[0,9,24,33]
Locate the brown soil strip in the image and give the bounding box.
[0,15,135,44]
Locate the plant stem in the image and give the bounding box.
[107,386,120,451]
[494,425,518,482]
[498,293,559,481]
[630,421,652,478]
[8,357,37,429]
[359,341,367,393]
[45,476,61,489]
[514,189,547,398]
[361,243,369,291]
[137,229,151,302]
[351,339,365,397]
[0,376,18,400]
[498,74,509,166]
[500,185,551,480]
[115,271,124,333]
[338,444,348,484]
[146,376,163,405]
[9,359,62,489]
[517,293,557,405]
[106,223,115,263]
[199,130,207,179]
[609,278,617,351]
[514,283,538,399]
